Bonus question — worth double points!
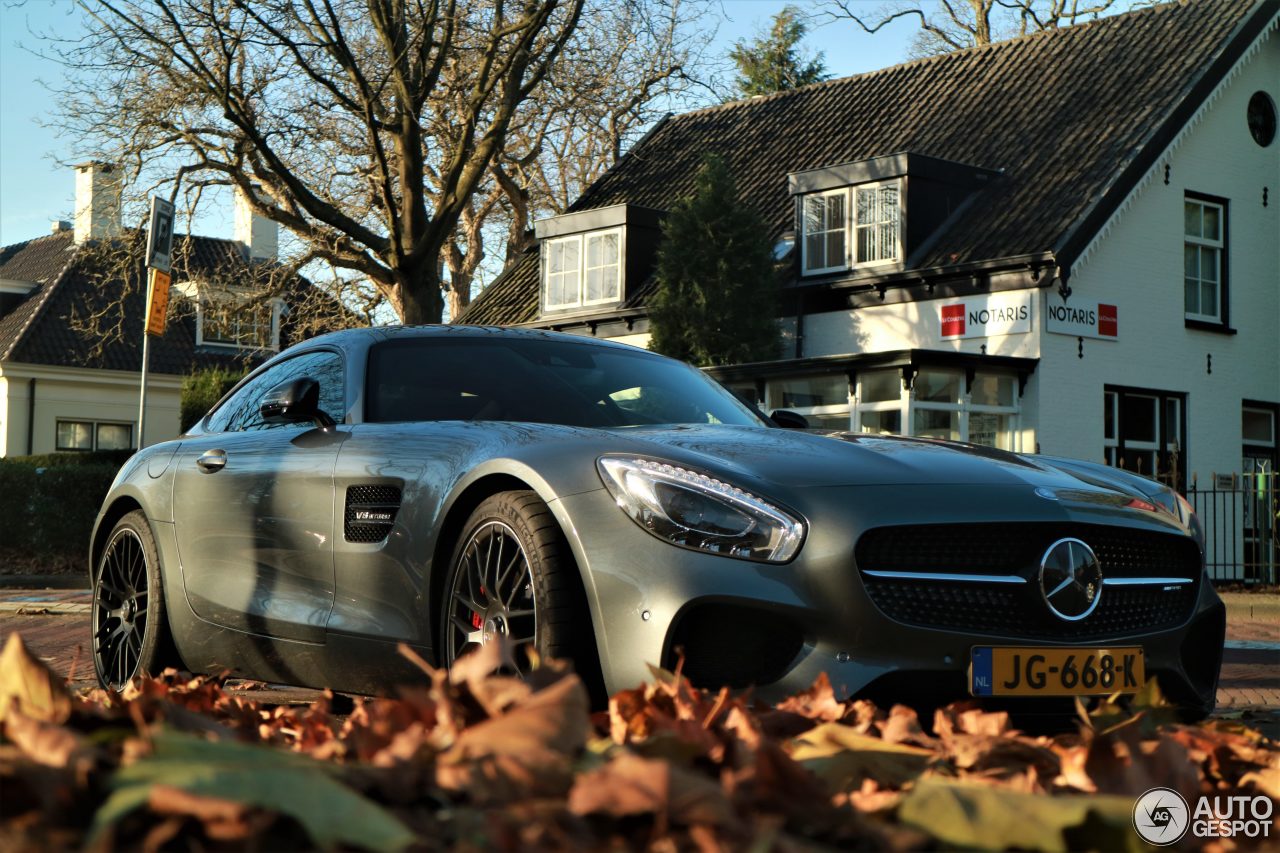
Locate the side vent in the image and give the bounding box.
[344,485,402,543]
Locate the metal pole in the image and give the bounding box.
[137,270,151,450]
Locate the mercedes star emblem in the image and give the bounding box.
[1039,537,1103,621]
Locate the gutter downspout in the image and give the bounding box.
[27,378,36,455]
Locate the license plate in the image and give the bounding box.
[969,646,1145,697]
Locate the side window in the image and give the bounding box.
[204,351,345,434]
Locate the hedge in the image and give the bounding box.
[181,368,246,432]
[0,454,125,569]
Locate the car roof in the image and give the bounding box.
[298,323,659,355]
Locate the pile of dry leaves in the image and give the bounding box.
[0,633,1276,851]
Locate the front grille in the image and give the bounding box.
[856,523,1199,580]
[861,578,1198,641]
[344,485,402,543]
[856,523,1201,639]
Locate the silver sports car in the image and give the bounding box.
[90,326,1224,717]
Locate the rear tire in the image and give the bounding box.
[441,491,603,700]
[91,510,176,691]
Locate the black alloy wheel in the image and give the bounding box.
[445,519,538,667]
[92,510,172,691]
[441,491,605,701]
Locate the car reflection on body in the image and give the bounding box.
[90,326,1224,718]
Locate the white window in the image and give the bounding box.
[852,367,1019,450]
[1184,196,1225,322]
[199,297,281,351]
[854,182,901,266]
[56,419,133,451]
[801,180,901,275]
[802,190,847,274]
[543,229,622,310]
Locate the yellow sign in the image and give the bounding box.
[145,268,171,337]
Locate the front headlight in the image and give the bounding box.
[596,456,805,563]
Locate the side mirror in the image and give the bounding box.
[260,378,335,428]
[769,409,810,429]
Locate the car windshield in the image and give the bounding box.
[366,335,762,427]
[365,336,765,429]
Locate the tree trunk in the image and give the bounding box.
[447,273,473,322]
[397,263,446,325]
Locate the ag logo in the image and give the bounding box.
[1133,787,1190,845]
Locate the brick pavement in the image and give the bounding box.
[1,588,1277,709]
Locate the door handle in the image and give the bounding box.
[196,449,227,473]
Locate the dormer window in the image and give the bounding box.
[801,181,901,274]
[545,228,622,309]
[535,204,663,318]
[791,153,999,278]
[202,299,279,349]
[178,280,283,350]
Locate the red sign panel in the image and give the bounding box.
[1098,303,1118,337]
[941,303,966,338]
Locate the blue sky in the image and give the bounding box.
[0,1,922,247]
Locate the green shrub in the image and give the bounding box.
[10,449,134,469]
[0,459,120,568]
[181,367,246,432]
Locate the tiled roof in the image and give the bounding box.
[459,0,1275,326]
[0,230,315,375]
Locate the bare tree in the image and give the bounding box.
[819,0,1124,58]
[439,0,719,319]
[46,0,586,324]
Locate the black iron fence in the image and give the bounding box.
[1185,471,1278,585]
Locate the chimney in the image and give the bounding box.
[73,162,122,243]
[234,185,278,261]
[50,220,72,235]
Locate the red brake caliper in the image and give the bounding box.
[471,585,487,629]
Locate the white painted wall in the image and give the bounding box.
[801,283,1042,360]
[1035,28,1280,484]
[0,364,183,456]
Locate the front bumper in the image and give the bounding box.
[552,483,1224,713]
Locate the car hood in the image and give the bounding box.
[609,424,1097,491]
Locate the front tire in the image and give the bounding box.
[92,510,174,691]
[441,491,602,694]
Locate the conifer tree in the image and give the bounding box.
[730,6,828,97]
[649,154,781,366]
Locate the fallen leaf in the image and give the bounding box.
[788,722,932,790]
[898,778,1139,853]
[0,634,71,725]
[88,729,416,852]
[568,752,739,830]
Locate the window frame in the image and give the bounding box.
[1104,384,1187,489]
[800,179,903,276]
[202,348,346,434]
[1183,191,1230,330]
[800,188,849,275]
[196,294,283,352]
[542,227,624,312]
[56,419,133,452]
[851,367,1021,449]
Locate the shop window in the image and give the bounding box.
[801,180,901,275]
[852,367,1019,449]
[1183,193,1228,326]
[543,228,622,310]
[765,374,850,430]
[56,419,133,451]
[1104,386,1185,489]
